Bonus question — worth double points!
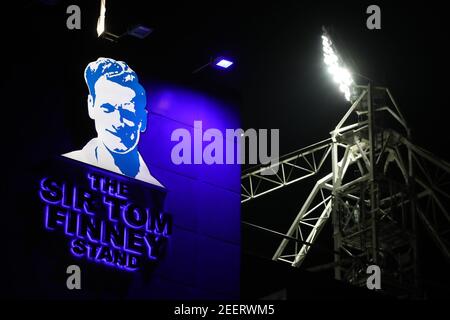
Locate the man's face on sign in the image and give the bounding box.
[89,77,147,154]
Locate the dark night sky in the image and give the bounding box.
[3,0,450,298]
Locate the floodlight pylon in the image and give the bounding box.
[241,83,450,296]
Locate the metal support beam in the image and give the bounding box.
[241,85,450,296]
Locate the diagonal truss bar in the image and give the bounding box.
[241,139,333,203]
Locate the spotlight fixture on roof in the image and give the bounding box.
[97,0,106,37]
[192,56,235,74]
[214,58,234,69]
[96,0,153,42]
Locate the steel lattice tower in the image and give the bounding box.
[241,84,450,297]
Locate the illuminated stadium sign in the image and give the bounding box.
[39,173,171,271]
[39,57,171,271]
[63,57,163,187]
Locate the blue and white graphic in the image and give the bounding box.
[63,57,163,187]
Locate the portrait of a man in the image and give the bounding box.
[63,57,163,187]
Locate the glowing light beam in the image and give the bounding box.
[97,0,106,37]
[321,32,354,101]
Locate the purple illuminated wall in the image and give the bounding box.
[128,83,241,299]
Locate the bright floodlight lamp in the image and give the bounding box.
[97,0,106,37]
[96,0,152,42]
[215,58,234,69]
[321,30,354,101]
[96,0,119,42]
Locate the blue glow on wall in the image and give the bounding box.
[130,83,241,298]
